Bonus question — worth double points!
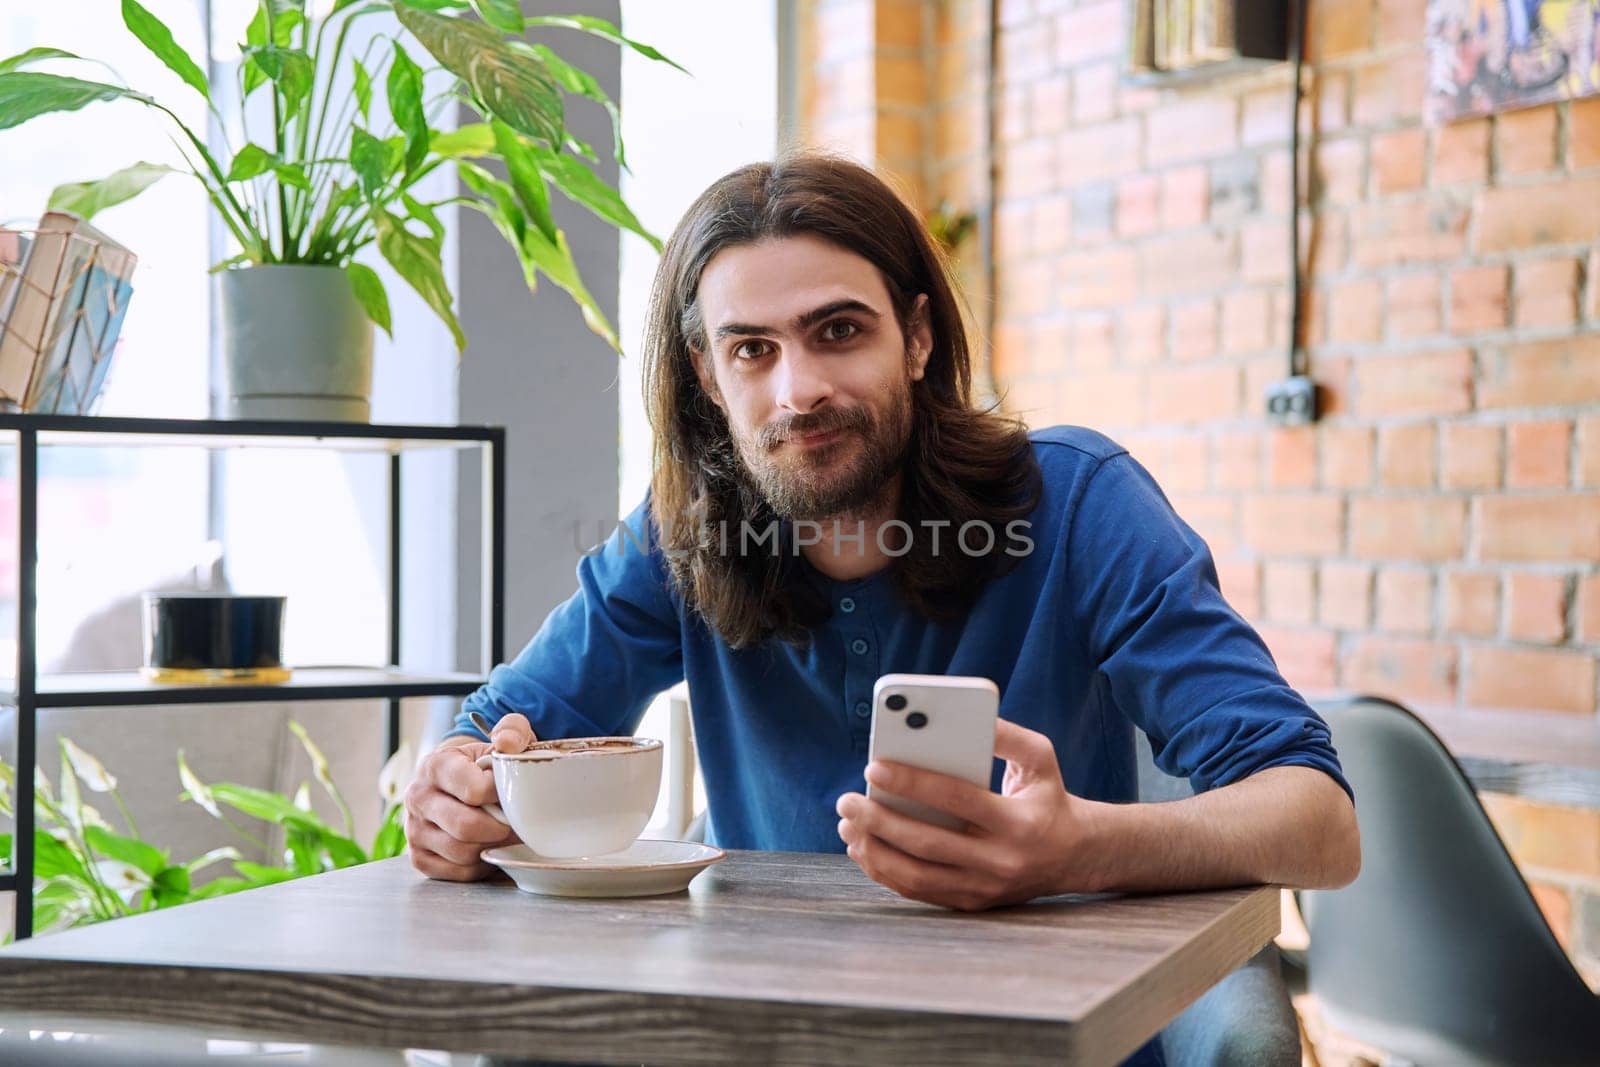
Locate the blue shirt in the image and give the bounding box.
[452,424,1350,845]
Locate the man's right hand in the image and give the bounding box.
[404,712,537,881]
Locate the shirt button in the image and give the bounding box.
[854,701,870,718]
[839,597,856,613]
[851,638,869,655]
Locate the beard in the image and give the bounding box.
[728,378,914,522]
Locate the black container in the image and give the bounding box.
[141,593,289,685]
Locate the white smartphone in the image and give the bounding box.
[867,673,1000,831]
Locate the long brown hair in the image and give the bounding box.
[642,154,1040,649]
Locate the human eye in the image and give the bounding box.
[731,339,772,361]
[820,319,860,344]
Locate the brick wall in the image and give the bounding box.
[794,0,1600,987]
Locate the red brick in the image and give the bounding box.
[1350,496,1467,561]
[1386,272,1442,338]
[1032,194,1072,254]
[1432,117,1491,185]
[1496,105,1560,176]
[1242,219,1289,283]
[1118,304,1166,363]
[1377,567,1434,634]
[1352,54,1428,126]
[1353,348,1473,417]
[1216,559,1262,618]
[1221,288,1273,354]
[1256,625,1339,691]
[1029,73,1073,136]
[1243,495,1346,556]
[1214,430,1261,490]
[1264,560,1317,624]
[1481,794,1600,877]
[1260,150,1292,215]
[1579,417,1600,487]
[1377,0,1430,46]
[1115,174,1160,236]
[1161,166,1208,228]
[1352,197,1469,269]
[1141,231,1237,296]
[1372,127,1427,194]
[1032,318,1069,374]
[1477,495,1600,561]
[1308,0,1374,60]
[1052,1,1122,67]
[1315,69,1351,132]
[1579,573,1600,642]
[1378,423,1437,488]
[1147,97,1238,167]
[1479,335,1600,409]
[1513,258,1582,329]
[1465,646,1597,714]
[1320,561,1373,629]
[1055,371,1141,428]
[1344,637,1459,705]
[1475,177,1600,252]
[1313,137,1366,205]
[1589,249,1600,321]
[1072,61,1117,124]
[1444,570,1500,636]
[1242,87,1292,147]
[1449,265,1509,332]
[1506,572,1569,643]
[1057,246,1139,309]
[1171,299,1219,362]
[1441,422,1504,490]
[1572,98,1600,170]
[1329,278,1383,343]
[1172,494,1239,554]
[1321,425,1375,488]
[1268,427,1318,489]
[1057,120,1142,183]
[1147,363,1240,424]
[1005,258,1054,317]
[1506,420,1572,489]
[1129,432,1210,494]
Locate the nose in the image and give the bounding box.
[773,346,835,415]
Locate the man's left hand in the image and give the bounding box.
[835,719,1103,911]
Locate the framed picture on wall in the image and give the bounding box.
[1426,0,1600,121]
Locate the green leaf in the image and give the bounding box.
[243,45,313,113]
[371,803,406,859]
[400,193,444,245]
[385,43,429,176]
[233,861,297,886]
[525,13,688,74]
[491,121,556,244]
[47,161,173,220]
[273,161,311,190]
[0,72,151,131]
[210,781,332,832]
[345,262,391,337]
[0,47,83,75]
[184,845,242,875]
[523,222,620,351]
[472,0,525,34]
[529,142,659,251]
[374,208,465,349]
[430,123,494,158]
[84,825,166,878]
[285,826,321,876]
[459,161,526,253]
[350,126,392,199]
[226,143,275,182]
[34,831,88,881]
[352,57,373,122]
[35,878,95,933]
[394,0,471,10]
[189,875,252,900]
[324,832,368,868]
[518,41,627,168]
[395,5,564,146]
[122,0,210,102]
[151,865,192,908]
[177,750,221,818]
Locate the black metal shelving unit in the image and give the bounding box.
[0,413,507,940]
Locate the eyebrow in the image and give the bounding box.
[712,299,881,340]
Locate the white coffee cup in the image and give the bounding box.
[475,737,663,859]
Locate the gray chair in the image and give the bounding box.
[1300,695,1600,1066]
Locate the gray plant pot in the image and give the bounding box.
[219,264,374,422]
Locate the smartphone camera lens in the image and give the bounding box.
[905,711,928,729]
[885,694,908,711]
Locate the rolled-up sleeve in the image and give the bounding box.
[1065,454,1352,799]
[448,495,685,743]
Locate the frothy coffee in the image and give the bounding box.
[500,737,657,760]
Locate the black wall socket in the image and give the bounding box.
[1265,375,1318,426]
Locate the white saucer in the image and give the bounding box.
[481,839,726,898]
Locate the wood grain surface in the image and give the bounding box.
[0,852,1279,1067]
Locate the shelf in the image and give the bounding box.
[0,413,500,453]
[4,667,486,708]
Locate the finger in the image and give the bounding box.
[420,789,516,844]
[847,831,998,911]
[836,793,994,870]
[408,844,491,882]
[431,747,500,807]
[407,817,499,868]
[863,761,1009,833]
[491,713,537,754]
[992,719,1060,772]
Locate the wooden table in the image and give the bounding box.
[0,853,1279,1067]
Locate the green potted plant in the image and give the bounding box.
[0,0,676,421]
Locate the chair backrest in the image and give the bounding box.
[1302,696,1600,1066]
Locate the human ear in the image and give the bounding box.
[689,347,725,408]
[907,294,933,382]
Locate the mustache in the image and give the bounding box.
[758,406,871,449]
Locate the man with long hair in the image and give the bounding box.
[405,155,1358,915]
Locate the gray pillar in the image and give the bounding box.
[455,0,624,675]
